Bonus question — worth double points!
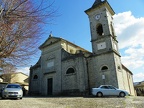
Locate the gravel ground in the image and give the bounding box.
[0,96,144,108]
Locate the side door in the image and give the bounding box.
[108,86,118,96]
[100,86,110,96]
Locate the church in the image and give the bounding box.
[29,0,135,96]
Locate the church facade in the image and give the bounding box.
[29,0,135,96]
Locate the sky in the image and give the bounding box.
[17,0,144,82]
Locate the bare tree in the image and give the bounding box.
[0,64,16,83]
[0,0,57,69]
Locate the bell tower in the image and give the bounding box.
[85,0,118,55]
[85,0,125,89]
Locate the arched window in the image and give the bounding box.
[66,68,75,74]
[101,66,108,71]
[33,75,38,79]
[96,24,104,36]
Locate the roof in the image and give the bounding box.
[0,72,28,77]
[30,57,41,69]
[39,34,90,53]
[92,0,103,7]
[85,0,115,15]
[122,64,133,75]
[39,35,61,49]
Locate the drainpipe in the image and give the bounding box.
[61,49,63,94]
[86,58,91,95]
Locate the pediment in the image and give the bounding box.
[39,36,61,49]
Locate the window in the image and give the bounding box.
[33,75,38,79]
[108,86,116,89]
[7,85,21,88]
[66,68,75,74]
[96,24,104,36]
[101,66,108,71]
[100,86,109,89]
[118,66,121,70]
[110,22,115,36]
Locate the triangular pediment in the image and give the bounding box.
[39,36,61,49]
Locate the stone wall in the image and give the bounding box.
[62,54,88,95]
[122,68,135,96]
[88,52,118,88]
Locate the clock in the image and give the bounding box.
[95,14,101,20]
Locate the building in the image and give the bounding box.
[29,0,135,96]
[0,72,28,84]
[134,81,144,96]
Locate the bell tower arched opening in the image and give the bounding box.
[96,23,104,36]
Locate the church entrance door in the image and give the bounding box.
[47,78,53,95]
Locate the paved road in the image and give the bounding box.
[0,96,144,108]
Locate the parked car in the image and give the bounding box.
[92,85,129,97]
[2,84,23,99]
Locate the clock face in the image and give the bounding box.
[95,14,101,20]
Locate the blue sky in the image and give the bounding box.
[17,0,144,82]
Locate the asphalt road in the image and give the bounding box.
[0,96,144,108]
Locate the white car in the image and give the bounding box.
[2,84,23,99]
[92,85,129,97]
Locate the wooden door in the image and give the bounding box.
[47,78,53,95]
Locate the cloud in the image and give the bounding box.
[114,11,144,49]
[121,47,144,69]
[114,11,144,82]
[133,72,144,82]
[16,67,30,75]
